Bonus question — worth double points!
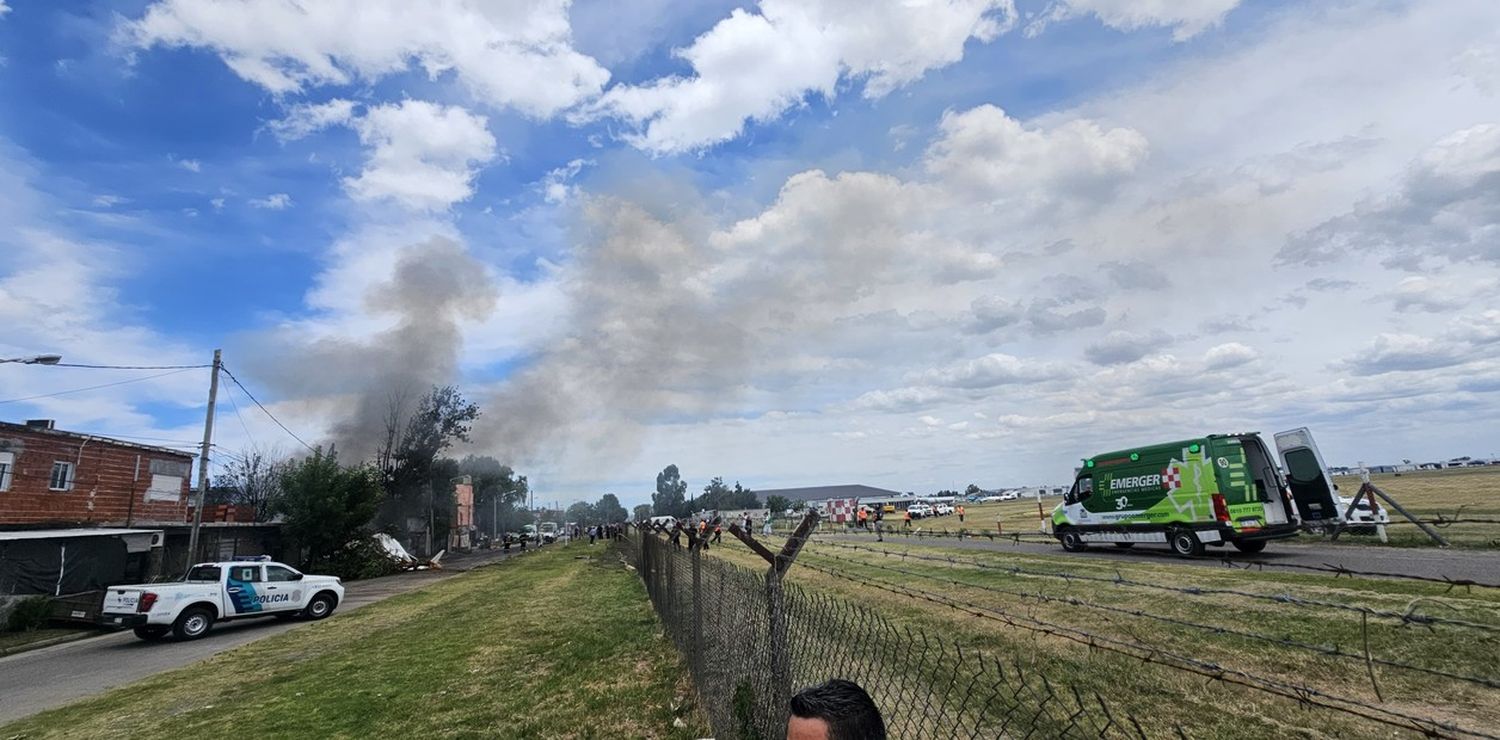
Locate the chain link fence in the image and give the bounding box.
[622,526,1170,739]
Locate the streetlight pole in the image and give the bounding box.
[187,349,221,565]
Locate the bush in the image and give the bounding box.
[6,596,53,632]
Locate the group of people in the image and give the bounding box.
[584,523,624,545]
[851,504,967,542]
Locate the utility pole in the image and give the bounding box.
[187,349,221,565]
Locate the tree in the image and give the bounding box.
[210,449,286,522]
[964,483,981,497]
[654,464,687,517]
[596,493,628,523]
[565,500,597,524]
[765,495,791,514]
[727,481,758,509]
[632,503,653,522]
[458,455,529,536]
[276,448,383,568]
[699,476,731,511]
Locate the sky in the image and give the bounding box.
[1,0,1498,508]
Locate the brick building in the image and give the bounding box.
[0,419,194,527]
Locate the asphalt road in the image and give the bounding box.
[0,545,536,726]
[820,531,1500,585]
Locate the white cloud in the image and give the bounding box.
[210,197,225,211]
[1391,276,1465,313]
[914,353,1072,389]
[1341,333,1469,376]
[925,105,1148,209]
[341,100,496,212]
[0,3,11,19]
[91,194,127,208]
[584,0,1016,153]
[267,98,357,141]
[539,158,592,204]
[1030,0,1241,41]
[125,0,609,117]
[1202,342,1258,370]
[177,158,201,172]
[249,193,292,209]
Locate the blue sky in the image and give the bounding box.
[2,0,1498,506]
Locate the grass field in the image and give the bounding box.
[701,531,1500,738]
[0,546,707,739]
[790,466,1500,549]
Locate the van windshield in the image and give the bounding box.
[185,565,221,582]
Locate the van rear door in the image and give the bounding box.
[1274,427,1339,524]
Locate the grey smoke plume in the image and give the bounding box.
[471,169,997,466]
[244,236,496,461]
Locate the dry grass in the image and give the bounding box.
[702,531,1500,738]
[1327,466,1500,548]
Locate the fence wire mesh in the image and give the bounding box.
[623,527,1173,739]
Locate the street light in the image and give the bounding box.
[0,354,62,365]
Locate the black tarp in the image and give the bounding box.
[0,536,128,595]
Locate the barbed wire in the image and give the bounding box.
[801,547,1500,691]
[807,528,1500,590]
[808,539,1500,634]
[789,557,1496,739]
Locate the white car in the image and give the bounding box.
[1331,495,1392,533]
[998,492,1020,501]
[100,557,345,642]
[934,503,955,515]
[977,495,1005,502]
[906,503,934,519]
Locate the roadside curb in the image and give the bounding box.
[0,629,105,658]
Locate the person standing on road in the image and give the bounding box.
[957,504,965,524]
[902,508,912,529]
[857,506,868,531]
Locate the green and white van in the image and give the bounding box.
[1052,433,1301,556]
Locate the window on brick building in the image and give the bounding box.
[0,452,13,492]
[49,460,75,491]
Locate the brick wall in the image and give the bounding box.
[0,426,193,526]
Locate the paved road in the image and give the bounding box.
[0,545,537,725]
[820,532,1500,585]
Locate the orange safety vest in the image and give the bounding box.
[957,506,965,515]
[857,508,868,521]
[903,510,911,520]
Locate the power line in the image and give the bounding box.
[217,365,315,452]
[0,368,197,405]
[221,381,259,450]
[51,362,214,370]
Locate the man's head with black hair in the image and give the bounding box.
[787,679,886,740]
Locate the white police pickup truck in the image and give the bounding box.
[100,557,345,641]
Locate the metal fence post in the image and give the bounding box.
[766,565,790,730]
[691,539,703,679]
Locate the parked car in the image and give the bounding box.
[977,495,1004,503]
[998,491,1020,501]
[906,503,934,519]
[934,503,955,515]
[100,557,344,642]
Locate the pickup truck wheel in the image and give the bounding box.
[133,626,169,641]
[1058,529,1087,552]
[1169,528,1206,558]
[1231,540,1267,554]
[303,592,336,620]
[172,607,214,641]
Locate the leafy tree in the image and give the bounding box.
[596,493,628,523]
[727,481,758,509]
[700,476,731,510]
[632,503,653,522]
[765,495,791,514]
[276,448,383,569]
[964,483,981,497]
[654,464,687,517]
[565,500,597,524]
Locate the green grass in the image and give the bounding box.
[703,533,1500,739]
[0,546,707,739]
[0,627,92,653]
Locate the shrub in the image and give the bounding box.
[320,536,403,581]
[6,596,53,632]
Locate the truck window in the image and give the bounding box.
[1078,476,1093,501]
[230,565,262,583]
[265,565,300,582]
[185,565,221,582]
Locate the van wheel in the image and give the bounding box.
[303,592,337,620]
[172,607,214,641]
[1232,540,1267,554]
[1059,530,1087,552]
[1113,542,1135,549]
[1169,529,1205,558]
[133,626,169,641]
